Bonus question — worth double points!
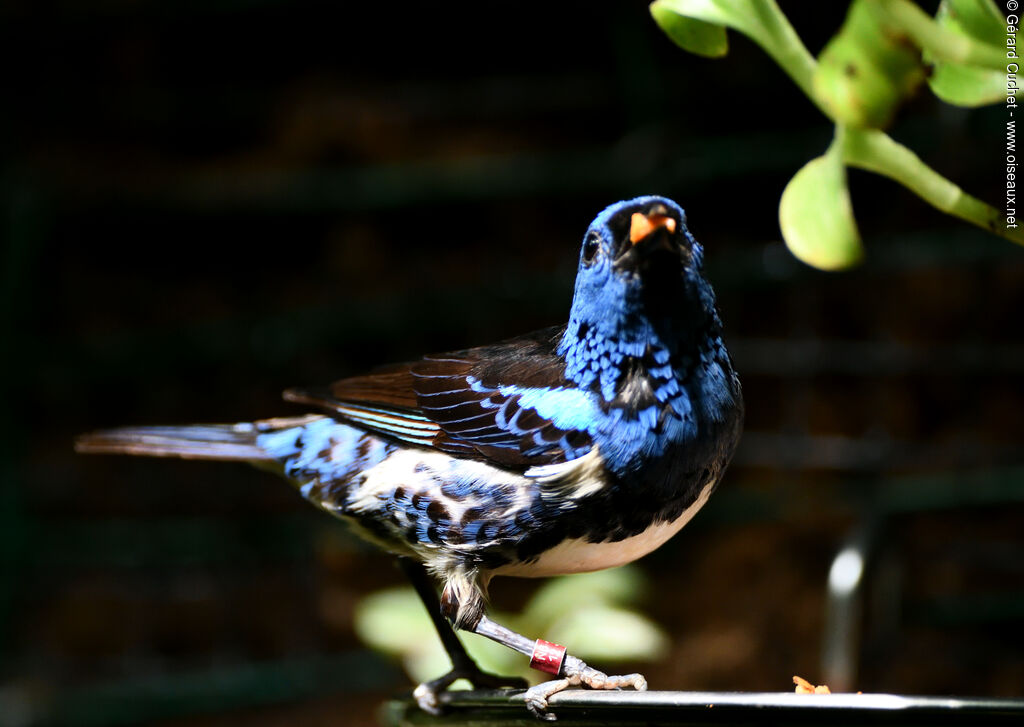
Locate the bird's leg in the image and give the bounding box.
[397,559,527,714]
[471,614,647,721]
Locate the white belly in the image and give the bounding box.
[494,481,714,578]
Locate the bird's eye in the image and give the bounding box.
[582,234,600,264]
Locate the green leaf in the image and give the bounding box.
[814,0,926,129]
[929,62,1005,106]
[403,644,456,685]
[353,588,457,682]
[354,588,529,683]
[354,587,433,654]
[877,0,1004,70]
[519,567,647,631]
[647,0,770,40]
[647,0,809,69]
[459,630,529,682]
[927,0,1006,107]
[779,140,863,271]
[546,606,670,663]
[650,1,728,57]
[937,0,1003,44]
[650,0,821,107]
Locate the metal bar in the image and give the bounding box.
[822,523,876,692]
[385,689,1024,726]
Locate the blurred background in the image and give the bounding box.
[3,1,1023,725]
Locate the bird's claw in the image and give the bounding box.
[413,681,446,716]
[414,665,528,715]
[522,658,647,720]
[524,679,568,721]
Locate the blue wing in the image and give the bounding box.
[284,327,596,469]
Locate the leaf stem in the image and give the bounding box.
[654,0,829,114]
[744,1,819,103]
[879,0,1005,70]
[840,127,1022,245]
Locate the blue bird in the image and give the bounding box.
[77,196,743,719]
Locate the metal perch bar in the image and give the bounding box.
[384,689,1024,726]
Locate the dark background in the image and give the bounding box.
[3,1,1023,725]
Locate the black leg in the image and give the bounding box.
[398,558,476,670]
[397,558,527,714]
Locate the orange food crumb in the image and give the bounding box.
[793,675,831,694]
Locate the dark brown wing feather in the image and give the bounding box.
[329,366,419,409]
[285,326,593,469]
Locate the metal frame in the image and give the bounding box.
[385,689,1024,726]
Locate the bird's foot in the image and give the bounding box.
[413,663,528,715]
[523,655,647,720]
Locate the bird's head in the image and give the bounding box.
[564,195,717,353]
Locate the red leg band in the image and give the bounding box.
[530,639,566,675]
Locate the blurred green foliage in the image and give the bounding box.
[353,566,668,687]
[650,0,1016,270]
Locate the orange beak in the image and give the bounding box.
[629,211,677,244]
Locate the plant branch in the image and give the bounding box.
[651,0,1016,254]
[744,1,820,104]
[879,0,1005,70]
[653,1,827,113]
[840,127,1021,245]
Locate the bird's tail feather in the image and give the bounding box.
[75,415,320,461]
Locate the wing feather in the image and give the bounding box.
[285,327,595,469]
